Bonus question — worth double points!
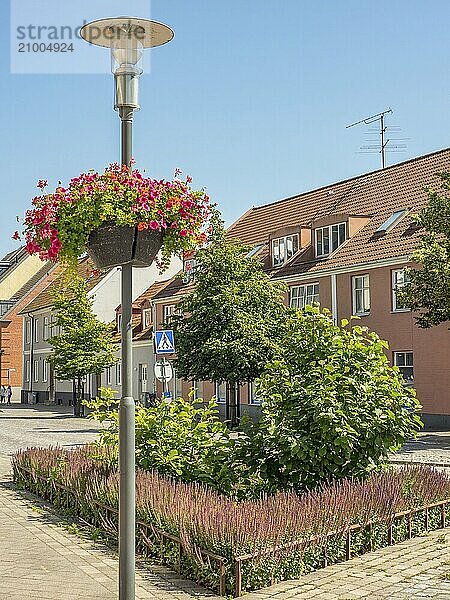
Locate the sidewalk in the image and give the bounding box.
[0,454,220,600]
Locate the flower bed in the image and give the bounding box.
[12,447,450,596]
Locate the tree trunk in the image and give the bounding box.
[74,376,85,417]
[226,382,240,429]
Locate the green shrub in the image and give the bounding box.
[87,389,240,494]
[240,307,422,493]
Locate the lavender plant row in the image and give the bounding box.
[11,446,450,596]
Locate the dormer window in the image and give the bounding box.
[315,222,346,257]
[142,308,152,328]
[272,234,299,267]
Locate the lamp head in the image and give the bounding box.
[80,17,174,111]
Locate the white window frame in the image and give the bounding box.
[392,269,410,312]
[163,305,175,325]
[271,234,299,267]
[117,313,122,333]
[43,360,48,383]
[106,366,112,385]
[142,308,152,328]
[33,360,39,383]
[43,316,49,341]
[33,318,39,343]
[249,381,261,405]
[394,351,414,385]
[116,362,121,385]
[25,318,31,344]
[214,382,226,404]
[290,283,320,309]
[352,274,370,316]
[315,222,346,258]
[24,360,30,382]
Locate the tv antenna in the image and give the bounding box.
[346,108,408,169]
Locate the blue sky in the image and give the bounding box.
[1,0,450,257]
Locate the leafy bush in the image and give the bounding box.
[239,307,423,493]
[12,447,450,596]
[87,389,240,493]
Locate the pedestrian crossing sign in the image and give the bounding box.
[155,330,175,354]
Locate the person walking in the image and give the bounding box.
[6,385,12,405]
[0,386,5,404]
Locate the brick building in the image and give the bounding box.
[0,248,55,397]
[144,148,450,427]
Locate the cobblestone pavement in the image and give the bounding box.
[245,529,450,600]
[0,454,220,600]
[391,431,450,466]
[0,401,102,455]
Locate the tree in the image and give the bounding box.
[48,270,117,416]
[398,173,450,327]
[239,307,422,493]
[171,212,286,426]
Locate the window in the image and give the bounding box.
[394,352,414,384]
[163,305,175,325]
[315,223,346,257]
[191,380,203,400]
[117,313,122,333]
[246,244,264,258]
[352,275,370,315]
[290,283,320,309]
[25,318,31,344]
[376,210,408,234]
[43,360,48,383]
[33,360,39,382]
[142,308,152,328]
[106,366,112,385]
[249,381,261,405]
[182,258,197,283]
[34,318,39,343]
[116,362,121,385]
[214,382,226,404]
[43,316,49,341]
[392,269,411,312]
[24,360,30,382]
[272,234,299,267]
[0,301,14,317]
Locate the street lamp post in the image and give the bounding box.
[80,17,174,600]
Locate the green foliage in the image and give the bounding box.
[172,211,286,386]
[48,270,118,381]
[239,306,422,492]
[87,389,239,493]
[398,172,450,327]
[48,269,117,415]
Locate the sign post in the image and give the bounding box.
[154,330,175,397]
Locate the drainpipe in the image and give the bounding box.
[27,313,34,402]
[331,275,338,325]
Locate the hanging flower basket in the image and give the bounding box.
[15,164,210,270]
[87,222,165,269]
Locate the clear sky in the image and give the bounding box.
[1,0,449,258]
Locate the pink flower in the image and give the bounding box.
[12,231,20,241]
[179,229,188,237]
[37,180,48,189]
[149,220,159,230]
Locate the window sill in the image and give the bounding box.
[391,309,411,314]
[353,312,370,317]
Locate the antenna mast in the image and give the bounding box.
[346,108,404,169]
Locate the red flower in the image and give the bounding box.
[37,180,48,189]
[179,229,188,237]
[149,220,159,230]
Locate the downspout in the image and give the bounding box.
[27,313,34,400]
[331,274,338,325]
